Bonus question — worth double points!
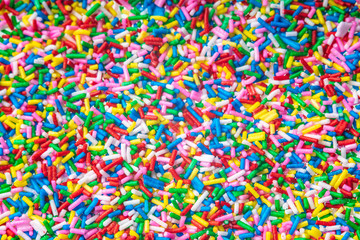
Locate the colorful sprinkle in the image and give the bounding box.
[1,0,360,240]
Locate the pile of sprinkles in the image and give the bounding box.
[2,0,360,239]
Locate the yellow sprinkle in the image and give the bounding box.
[166,205,181,216]
[73,29,90,35]
[88,146,104,151]
[165,20,179,29]
[188,168,199,180]
[292,190,305,198]
[22,196,34,207]
[317,209,330,218]
[260,196,272,207]
[341,76,351,81]
[68,211,76,224]
[312,203,324,217]
[266,232,272,240]
[261,110,279,123]
[169,7,179,18]
[297,221,308,229]
[334,169,348,189]
[321,215,334,222]
[245,183,260,198]
[295,200,304,213]
[286,56,294,69]
[192,215,209,227]
[4,120,15,129]
[127,121,136,133]
[247,132,266,142]
[129,230,139,239]
[151,199,165,208]
[308,227,322,239]
[22,172,32,181]
[186,44,199,52]
[329,174,339,187]
[333,63,345,73]
[9,38,22,45]
[254,183,270,193]
[243,30,257,41]
[163,194,169,206]
[62,152,74,163]
[203,178,226,185]
[184,198,196,204]
[302,124,321,134]
[247,102,261,113]
[66,129,77,138]
[0,217,9,225]
[208,207,218,218]
[150,16,168,22]
[303,75,315,83]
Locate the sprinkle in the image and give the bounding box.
[1,0,360,239]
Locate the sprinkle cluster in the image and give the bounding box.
[1,0,360,240]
